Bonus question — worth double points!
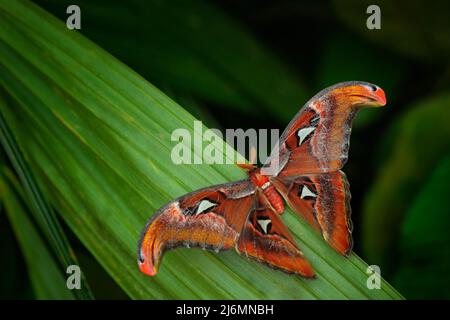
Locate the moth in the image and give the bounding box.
[138,81,386,278]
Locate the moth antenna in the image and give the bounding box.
[236,163,255,170]
[236,146,258,170]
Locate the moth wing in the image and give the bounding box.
[138,180,255,276]
[236,192,315,278]
[263,82,382,177]
[271,171,353,255]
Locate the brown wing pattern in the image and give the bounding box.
[137,180,255,276]
[237,202,315,277]
[272,171,353,255]
[261,82,385,256]
[138,82,387,277]
[138,181,314,277]
[264,81,386,177]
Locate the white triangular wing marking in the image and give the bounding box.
[300,185,317,199]
[196,200,217,214]
[297,127,316,146]
[257,219,271,234]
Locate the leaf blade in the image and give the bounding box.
[0,0,403,299]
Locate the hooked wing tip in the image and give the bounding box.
[374,86,387,106]
[138,243,158,276]
[137,224,160,277]
[139,258,158,276]
[296,260,316,279]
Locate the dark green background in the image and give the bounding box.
[1,0,449,299]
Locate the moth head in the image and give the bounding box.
[328,82,387,108]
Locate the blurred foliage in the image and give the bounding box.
[0,204,34,299]
[35,0,310,125]
[0,111,93,299]
[393,154,450,299]
[0,0,448,299]
[362,93,450,272]
[333,0,450,63]
[0,168,74,299]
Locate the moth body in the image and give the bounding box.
[248,168,284,214]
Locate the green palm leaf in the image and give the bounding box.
[0,0,402,299]
[0,112,93,299]
[0,168,74,300]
